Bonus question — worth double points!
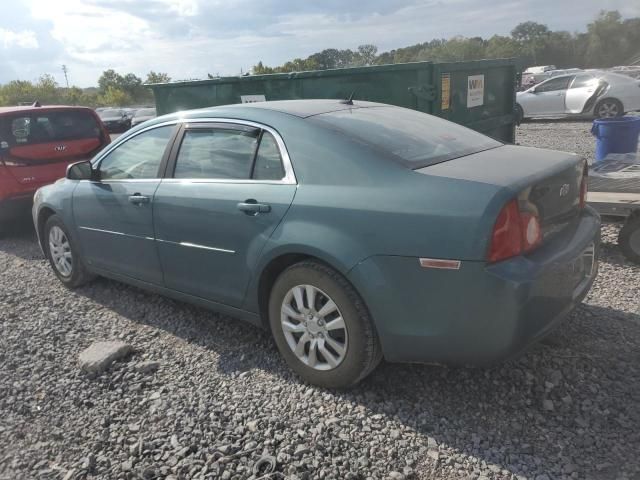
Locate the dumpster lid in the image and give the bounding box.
[240,99,381,118]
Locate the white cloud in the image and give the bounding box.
[2,0,639,86]
[0,28,39,49]
[164,0,200,17]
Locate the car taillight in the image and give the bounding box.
[488,199,542,263]
[579,169,588,208]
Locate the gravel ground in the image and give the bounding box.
[1,124,639,480]
[517,120,596,165]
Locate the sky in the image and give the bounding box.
[1,0,639,87]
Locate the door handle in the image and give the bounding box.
[128,194,150,205]
[237,200,271,215]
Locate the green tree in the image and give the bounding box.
[356,44,378,66]
[485,35,522,59]
[0,80,38,105]
[98,69,124,93]
[34,74,58,104]
[145,71,171,84]
[511,21,550,64]
[584,11,636,67]
[99,86,132,106]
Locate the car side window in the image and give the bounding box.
[98,125,173,180]
[252,132,285,181]
[570,74,596,89]
[535,76,573,93]
[174,128,259,179]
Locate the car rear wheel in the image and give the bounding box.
[269,261,382,388]
[515,104,524,125]
[44,215,93,288]
[619,215,640,264]
[595,98,623,119]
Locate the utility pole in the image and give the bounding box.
[61,65,69,88]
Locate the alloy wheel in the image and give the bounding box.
[49,226,73,277]
[280,284,348,371]
[597,101,619,118]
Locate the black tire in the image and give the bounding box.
[515,103,524,125]
[618,215,640,264]
[43,214,93,288]
[594,98,623,119]
[269,261,382,388]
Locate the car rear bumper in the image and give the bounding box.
[348,207,601,365]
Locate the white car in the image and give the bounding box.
[516,71,640,120]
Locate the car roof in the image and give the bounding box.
[188,99,387,119]
[0,105,94,115]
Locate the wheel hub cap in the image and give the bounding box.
[280,284,348,371]
[49,226,73,277]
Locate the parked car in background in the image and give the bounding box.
[0,105,110,226]
[98,108,132,133]
[33,100,599,387]
[130,107,157,128]
[516,71,640,120]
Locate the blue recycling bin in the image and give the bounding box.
[591,116,640,163]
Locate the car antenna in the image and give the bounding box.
[340,91,355,105]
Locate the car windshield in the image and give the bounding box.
[135,108,156,117]
[99,109,123,118]
[310,106,502,168]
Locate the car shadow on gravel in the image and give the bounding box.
[73,273,640,478]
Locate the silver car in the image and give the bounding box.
[130,107,157,128]
[516,71,640,121]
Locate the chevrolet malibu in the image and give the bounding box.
[33,100,600,388]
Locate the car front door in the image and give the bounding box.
[523,76,574,116]
[73,124,178,284]
[153,121,297,308]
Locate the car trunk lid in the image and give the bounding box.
[416,145,587,241]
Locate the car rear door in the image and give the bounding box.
[565,74,602,114]
[153,120,296,308]
[0,109,107,190]
[526,76,574,115]
[73,124,178,284]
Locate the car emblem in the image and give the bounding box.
[54,145,67,152]
[559,183,570,197]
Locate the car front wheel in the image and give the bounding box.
[44,214,93,288]
[269,261,382,388]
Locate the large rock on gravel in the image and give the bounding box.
[78,341,133,374]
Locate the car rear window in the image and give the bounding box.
[309,106,501,168]
[2,110,101,147]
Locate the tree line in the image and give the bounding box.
[253,11,640,73]
[0,71,170,108]
[0,10,637,107]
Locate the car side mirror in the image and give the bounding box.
[66,160,94,181]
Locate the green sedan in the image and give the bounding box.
[32,100,600,388]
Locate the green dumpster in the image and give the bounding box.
[149,59,518,142]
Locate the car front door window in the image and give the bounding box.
[98,125,173,180]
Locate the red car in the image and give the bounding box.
[0,105,110,225]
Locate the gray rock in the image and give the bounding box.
[78,341,133,374]
[135,360,160,373]
[542,399,554,411]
